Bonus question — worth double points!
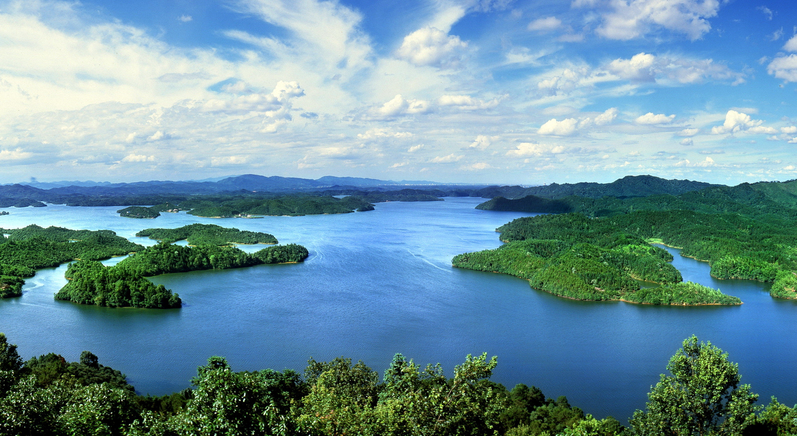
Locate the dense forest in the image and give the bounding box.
[0,223,308,308]
[136,224,278,246]
[0,333,794,435]
[453,214,741,305]
[56,242,309,309]
[465,178,797,304]
[0,225,143,298]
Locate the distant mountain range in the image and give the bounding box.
[3,174,787,210]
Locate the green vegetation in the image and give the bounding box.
[0,223,306,309]
[136,223,278,246]
[117,207,161,219]
[181,194,375,217]
[55,241,309,308]
[468,186,797,302]
[0,225,142,299]
[3,332,795,435]
[631,336,758,435]
[453,213,741,305]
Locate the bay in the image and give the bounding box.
[0,198,795,423]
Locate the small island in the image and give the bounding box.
[136,223,278,246]
[117,206,161,219]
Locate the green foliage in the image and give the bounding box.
[0,225,143,300]
[253,244,310,264]
[452,213,738,305]
[55,260,181,309]
[630,336,759,436]
[180,194,374,218]
[753,397,797,436]
[136,223,277,246]
[117,207,161,219]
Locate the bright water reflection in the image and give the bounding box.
[0,199,795,422]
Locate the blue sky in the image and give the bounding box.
[1,0,795,185]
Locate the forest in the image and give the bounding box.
[0,333,794,436]
[56,242,309,309]
[0,224,308,308]
[452,214,741,305]
[463,178,797,304]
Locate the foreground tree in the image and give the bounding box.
[630,336,759,436]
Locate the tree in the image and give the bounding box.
[630,336,759,436]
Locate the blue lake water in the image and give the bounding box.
[0,198,795,423]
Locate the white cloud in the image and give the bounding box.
[0,148,33,162]
[635,112,676,125]
[373,95,430,118]
[757,6,773,21]
[593,107,619,125]
[408,144,424,153]
[528,17,562,32]
[148,131,165,141]
[784,35,797,52]
[606,53,656,81]
[781,126,797,134]
[539,118,579,136]
[678,128,699,136]
[590,0,722,41]
[468,135,499,150]
[771,28,784,42]
[396,27,468,68]
[429,153,463,163]
[122,153,154,162]
[358,128,413,140]
[464,162,491,170]
[711,110,777,135]
[680,138,693,146]
[178,15,193,23]
[437,94,503,110]
[538,108,617,135]
[536,67,591,95]
[605,52,742,85]
[767,55,797,82]
[506,142,565,157]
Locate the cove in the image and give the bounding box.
[0,198,796,423]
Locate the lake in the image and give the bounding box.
[1,198,795,422]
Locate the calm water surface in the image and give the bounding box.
[1,198,795,422]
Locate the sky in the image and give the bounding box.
[1,0,796,186]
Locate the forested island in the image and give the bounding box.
[0,224,308,308]
[0,332,794,435]
[460,177,797,305]
[453,213,740,305]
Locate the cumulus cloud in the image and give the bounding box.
[785,35,797,52]
[680,138,694,146]
[468,135,499,150]
[538,108,618,136]
[536,67,591,95]
[711,110,778,135]
[373,95,430,118]
[678,128,699,136]
[463,162,491,170]
[635,112,676,125]
[396,27,468,68]
[539,118,579,136]
[767,55,797,82]
[528,17,562,32]
[178,15,193,23]
[408,144,424,153]
[585,0,722,41]
[506,142,565,157]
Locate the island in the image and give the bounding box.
[453,213,741,305]
[0,223,308,308]
[136,223,278,246]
